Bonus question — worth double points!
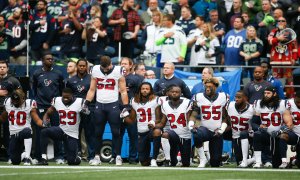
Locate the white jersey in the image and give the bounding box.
[194,92,229,132]
[131,97,160,133]
[145,23,162,53]
[158,25,187,63]
[52,97,83,139]
[91,65,124,103]
[161,98,192,139]
[4,98,36,135]
[254,100,287,134]
[226,102,254,139]
[287,99,300,137]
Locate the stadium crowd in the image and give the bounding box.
[0,0,300,169]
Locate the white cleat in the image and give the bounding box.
[198,158,208,168]
[264,162,272,168]
[238,161,248,168]
[116,155,122,166]
[23,158,31,166]
[56,159,65,165]
[279,162,288,169]
[253,162,262,168]
[150,159,158,167]
[89,156,101,166]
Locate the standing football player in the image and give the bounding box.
[0,89,44,165]
[155,85,193,167]
[124,82,161,166]
[226,90,254,167]
[39,88,85,165]
[85,56,129,166]
[190,77,230,167]
[252,86,293,168]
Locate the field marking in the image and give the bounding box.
[0,166,300,172]
[0,169,113,177]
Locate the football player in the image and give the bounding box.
[279,91,300,168]
[124,82,161,166]
[189,77,230,167]
[252,86,293,168]
[85,56,129,166]
[226,90,254,167]
[39,88,85,165]
[0,89,44,165]
[155,85,193,167]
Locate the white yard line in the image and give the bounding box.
[0,169,113,176]
[0,166,300,172]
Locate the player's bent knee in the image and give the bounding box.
[162,132,169,139]
[152,128,162,137]
[279,133,289,142]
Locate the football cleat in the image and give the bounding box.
[89,156,101,166]
[198,158,208,168]
[238,161,248,168]
[108,158,115,164]
[116,155,122,166]
[163,160,170,167]
[253,162,262,168]
[150,159,158,167]
[279,162,288,169]
[38,158,48,165]
[56,159,65,165]
[264,162,272,168]
[7,159,12,164]
[23,158,31,166]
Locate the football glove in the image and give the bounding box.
[188,121,195,131]
[120,104,131,118]
[81,100,91,115]
[42,119,51,128]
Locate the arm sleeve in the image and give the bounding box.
[180,44,187,58]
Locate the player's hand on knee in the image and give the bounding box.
[148,120,155,129]
[120,104,131,118]
[42,119,51,128]
[81,100,91,115]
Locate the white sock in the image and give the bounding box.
[161,138,171,160]
[197,147,206,161]
[24,138,32,159]
[42,154,47,160]
[254,151,262,164]
[241,139,249,163]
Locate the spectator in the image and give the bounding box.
[82,16,107,65]
[134,63,146,78]
[156,14,187,65]
[239,26,263,80]
[29,0,56,64]
[0,60,21,162]
[268,16,297,98]
[31,51,64,164]
[260,60,285,99]
[108,0,141,59]
[58,7,84,59]
[241,12,256,28]
[241,0,262,24]
[6,7,27,65]
[243,66,272,104]
[172,0,195,20]
[225,0,243,30]
[193,23,220,69]
[153,62,191,99]
[0,15,10,62]
[66,60,77,78]
[191,67,223,96]
[86,4,101,21]
[47,0,67,19]
[209,10,226,44]
[140,0,161,28]
[222,16,246,71]
[1,0,19,20]
[175,6,195,36]
[145,69,156,79]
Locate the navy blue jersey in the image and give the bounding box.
[239,39,263,65]
[47,1,67,18]
[5,20,27,57]
[59,18,84,55]
[29,12,56,50]
[222,29,246,65]
[153,76,192,99]
[212,21,226,44]
[1,4,19,20]
[32,67,64,109]
[65,74,91,99]
[86,30,107,61]
[175,17,195,35]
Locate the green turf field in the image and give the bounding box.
[1,163,300,180]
